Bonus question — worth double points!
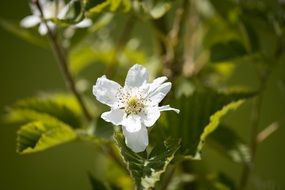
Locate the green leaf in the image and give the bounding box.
[89,13,114,32]
[17,120,76,154]
[0,19,48,48]
[162,89,253,159]
[88,1,110,14]
[114,133,180,190]
[6,94,83,129]
[69,43,147,75]
[88,172,122,190]
[209,0,238,19]
[52,0,88,26]
[5,109,65,125]
[149,2,171,19]
[69,43,99,75]
[208,126,250,163]
[93,117,115,140]
[88,0,131,15]
[88,173,111,190]
[241,19,260,53]
[210,40,248,62]
[202,172,237,190]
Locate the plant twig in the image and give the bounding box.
[238,65,271,190]
[152,0,190,80]
[33,0,92,122]
[257,122,279,143]
[237,37,284,188]
[238,92,263,190]
[34,0,129,174]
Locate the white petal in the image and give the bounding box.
[58,0,66,10]
[47,21,56,31]
[159,105,180,113]
[93,75,121,107]
[122,125,148,153]
[42,3,54,18]
[148,76,168,94]
[141,107,161,127]
[63,27,75,38]
[101,109,124,125]
[74,19,92,28]
[122,114,141,133]
[39,0,48,7]
[57,1,69,19]
[38,23,48,35]
[136,83,150,99]
[148,82,172,105]
[20,16,41,28]
[125,64,149,88]
[29,3,41,16]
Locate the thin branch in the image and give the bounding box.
[238,92,263,190]
[33,0,129,174]
[33,0,92,122]
[152,0,190,80]
[182,0,201,77]
[237,38,285,188]
[238,64,271,190]
[257,122,279,143]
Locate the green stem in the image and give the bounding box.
[152,0,190,81]
[238,65,270,190]
[238,93,263,190]
[238,28,284,189]
[34,0,127,173]
[34,0,92,122]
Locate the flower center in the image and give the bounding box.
[125,96,143,115]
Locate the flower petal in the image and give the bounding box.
[57,0,69,19]
[122,114,141,133]
[29,3,41,16]
[141,106,161,127]
[74,19,92,28]
[159,105,180,113]
[148,82,172,105]
[38,23,48,35]
[101,109,124,125]
[20,15,41,28]
[122,125,148,153]
[125,64,148,88]
[148,76,168,94]
[93,75,121,107]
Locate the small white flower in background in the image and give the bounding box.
[20,0,92,35]
[93,64,179,153]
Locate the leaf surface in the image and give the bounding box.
[115,133,180,190]
[161,90,253,158]
[208,126,250,163]
[17,120,76,154]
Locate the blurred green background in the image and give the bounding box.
[0,2,100,190]
[0,1,285,190]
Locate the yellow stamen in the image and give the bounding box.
[126,96,142,114]
[128,97,138,106]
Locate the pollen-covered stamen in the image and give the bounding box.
[125,96,144,115]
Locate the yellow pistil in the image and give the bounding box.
[128,97,139,107]
[126,96,143,114]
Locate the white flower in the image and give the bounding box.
[93,64,179,153]
[20,0,92,35]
